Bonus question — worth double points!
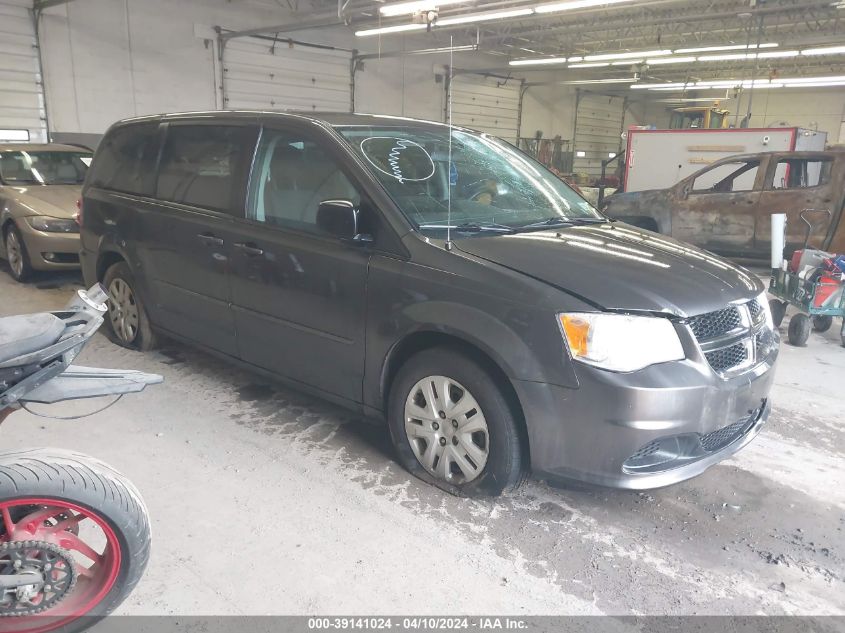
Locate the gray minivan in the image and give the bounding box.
[80,111,779,496]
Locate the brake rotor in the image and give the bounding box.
[0,540,78,617]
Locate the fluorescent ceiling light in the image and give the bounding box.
[509,56,567,66]
[631,82,690,89]
[355,23,426,36]
[646,56,696,65]
[378,0,468,16]
[535,0,638,14]
[562,78,637,84]
[781,75,845,84]
[568,62,610,68]
[632,75,845,91]
[674,43,778,54]
[584,49,671,61]
[611,59,642,65]
[801,45,845,56]
[697,50,798,61]
[784,81,845,87]
[405,44,477,55]
[437,7,533,25]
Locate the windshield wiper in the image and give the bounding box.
[419,222,516,234]
[516,216,606,230]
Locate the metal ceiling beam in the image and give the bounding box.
[33,0,76,9]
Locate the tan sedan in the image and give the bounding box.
[0,143,92,281]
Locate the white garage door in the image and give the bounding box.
[449,74,521,143]
[222,37,352,112]
[573,92,625,177]
[0,0,47,143]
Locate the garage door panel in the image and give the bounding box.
[223,37,351,112]
[449,75,520,143]
[573,92,624,177]
[0,0,46,143]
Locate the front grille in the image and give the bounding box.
[689,306,742,339]
[700,419,747,452]
[629,440,661,461]
[747,298,764,324]
[688,299,774,376]
[704,342,748,372]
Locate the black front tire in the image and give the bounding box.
[812,315,833,333]
[0,449,151,633]
[787,313,811,346]
[387,348,526,497]
[102,261,157,351]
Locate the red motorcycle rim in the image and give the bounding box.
[0,497,122,633]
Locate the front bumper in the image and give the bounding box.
[17,219,80,270]
[514,345,778,490]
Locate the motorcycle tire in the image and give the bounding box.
[0,449,150,633]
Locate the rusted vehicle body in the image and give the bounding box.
[602,150,845,258]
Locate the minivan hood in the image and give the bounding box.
[10,185,81,219]
[454,223,763,318]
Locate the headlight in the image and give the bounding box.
[25,216,79,233]
[558,312,685,372]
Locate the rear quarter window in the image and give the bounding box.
[88,123,160,196]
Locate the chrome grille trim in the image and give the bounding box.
[687,299,772,377]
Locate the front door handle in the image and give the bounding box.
[233,242,264,257]
[197,233,224,247]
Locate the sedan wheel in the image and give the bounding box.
[404,375,490,484]
[107,278,140,344]
[5,227,30,281]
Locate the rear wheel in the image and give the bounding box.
[812,315,833,333]
[769,299,787,328]
[0,449,150,633]
[4,224,32,282]
[102,262,157,351]
[787,313,811,347]
[387,348,526,497]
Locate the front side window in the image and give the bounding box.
[0,150,91,185]
[334,124,602,237]
[156,125,257,213]
[692,161,759,193]
[247,130,360,234]
[771,158,832,189]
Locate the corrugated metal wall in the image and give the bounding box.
[573,92,625,177]
[222,37,352,112]
[0,0,47,143]
[449,74,521,143]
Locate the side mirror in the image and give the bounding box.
[316,199,373,245]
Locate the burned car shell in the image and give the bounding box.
[603,150,845,258]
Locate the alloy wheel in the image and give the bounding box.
[404,375,489,484]
[0,499,121,631]
[6,230,24,279]
[107,278,139,344]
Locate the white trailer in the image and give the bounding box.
[623,127,828,192]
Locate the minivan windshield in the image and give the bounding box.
[0,150,92,185]
[335,125,604,236]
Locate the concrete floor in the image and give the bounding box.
[0,268,842,616]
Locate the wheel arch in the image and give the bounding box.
[96,250,127,282]
[380,330,531,463]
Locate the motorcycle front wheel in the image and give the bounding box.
[0,449,151,633]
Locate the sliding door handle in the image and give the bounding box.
[197,233,224,247]
[233,242,264,257]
